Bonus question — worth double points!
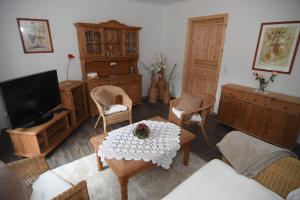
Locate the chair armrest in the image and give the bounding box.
[53,180,89,200]
[7,156,49,185]
[170,98,180,108]
[123,94,133,111]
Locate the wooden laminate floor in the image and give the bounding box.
[2,100,300,169]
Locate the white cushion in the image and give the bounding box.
[163,159,283,200]
[287,188,300,200]
[104,104,127,115]
[30,171,72,200]
[171,107,202,122]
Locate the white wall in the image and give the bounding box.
[0,0,300,136]
[0,0,164,97]
[162,0,300,113]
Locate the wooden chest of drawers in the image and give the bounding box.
[218,83,300,149]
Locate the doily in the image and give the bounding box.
[98,120,181,169]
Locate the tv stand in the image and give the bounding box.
[7,110,71,157]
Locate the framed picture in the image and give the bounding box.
[252,21,300,74]
[17,18,54,53]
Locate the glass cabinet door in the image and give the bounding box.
[84,29,103,56]
[124,30,138,56]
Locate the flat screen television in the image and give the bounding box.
[0,70,61,128]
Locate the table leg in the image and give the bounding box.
[183,142,192,166]
[119,176,129,200]
[96,154,104,171]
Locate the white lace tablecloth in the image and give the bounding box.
[98,120,181,169]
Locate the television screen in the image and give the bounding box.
[0,70,61,128]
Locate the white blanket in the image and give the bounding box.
[163,159,283,200]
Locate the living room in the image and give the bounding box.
[0,0,299,199]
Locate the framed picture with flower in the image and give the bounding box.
[17,18,54,53]
[252,21,300,74]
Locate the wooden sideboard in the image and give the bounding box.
[74,20,142,116]
[218,84,300,149]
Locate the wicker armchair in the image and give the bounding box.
[168,94,215,143]
[7,156,89,200]
[91,85,133,134]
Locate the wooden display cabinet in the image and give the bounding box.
[59,80,89,129]
[7,111,71,157]
[75,20,142,116]
[218,84,300,149]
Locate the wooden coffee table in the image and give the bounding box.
[91,116,196,200]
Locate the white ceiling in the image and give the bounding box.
[128,0,187,5]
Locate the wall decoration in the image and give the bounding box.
[17,18,54,53]
[252,21,300,74]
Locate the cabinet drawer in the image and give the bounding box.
[87,80,110,91]
[221,87,243,100]
[243,93,270,107]
[270,100,300,116]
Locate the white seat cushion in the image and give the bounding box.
[30,171,72,200]
[163,159,283,200]
[104,104,127,115]
[171,107,202,122]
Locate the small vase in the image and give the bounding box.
[163,82,171,104]
[157,70,167,101]
[148,74,158,103]
[258,83,267,93]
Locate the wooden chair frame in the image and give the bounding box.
[168,94,215,143]
[91,85,133,134]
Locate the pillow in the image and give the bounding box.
[0,163,32,200]
[94,89,114,109]
[287,188,300,200]
[176,93,202,111]
[104,104,127,115]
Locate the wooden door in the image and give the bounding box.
[128,76,142,104]
[183,14,228,98]
[245,104,269,138]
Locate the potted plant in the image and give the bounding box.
[253,71,277,93]
[134,123,150,139]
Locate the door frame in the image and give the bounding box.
[182,13,229,97]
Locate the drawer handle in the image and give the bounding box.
[253,99,257,102]
[283,106,288,110]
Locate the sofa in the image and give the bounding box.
[163,130,300,200]
[163,156,300,200]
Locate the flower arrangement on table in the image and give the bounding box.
[66,53,75,81]
[134,123,150,139]
[253,71,277,93]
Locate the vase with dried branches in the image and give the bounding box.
[163,64,177,104]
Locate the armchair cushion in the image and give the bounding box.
[171,107,202,122]
[94,89,114,109]
[104,104,127,115]
[176,93,202,111]
[30,171,72,200]
[0,163,32,200]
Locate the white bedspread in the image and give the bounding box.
[163,159,283,200]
